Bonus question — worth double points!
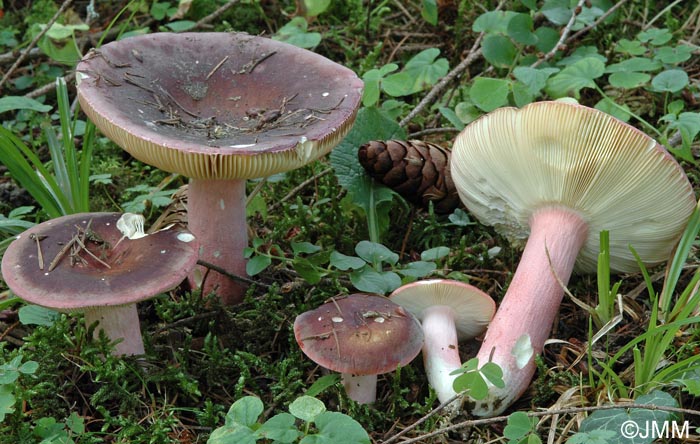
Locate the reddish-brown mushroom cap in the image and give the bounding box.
[75,32,363,180]
[294,294,424,376]
[1,212,198,310]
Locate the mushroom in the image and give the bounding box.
[0,212,199,356]
[450,101,696,416]
[389,279,495,406]
[76,32,363,305]
[293,293,424,404]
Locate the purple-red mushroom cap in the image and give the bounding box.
[75,32,364,180]
[1,212,199,310]
[293,294,424,376]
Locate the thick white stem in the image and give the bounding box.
[84,304,144,356]
[188,178,248,305]
[421,305,462,405]
[342,373,378,404]
[471,207,588,416]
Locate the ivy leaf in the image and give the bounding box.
[545,57,605,98]
[470,77,510,111]
[382,48,449,97]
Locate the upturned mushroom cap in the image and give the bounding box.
[1,213,198,310]
[293,294,424,376]
[389,279,495,340]
[451,101,695,272]
[76,32,363,179]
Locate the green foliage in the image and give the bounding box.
[0,78,95,218]
[0,96,52,114]
[570,391,677,444]
[0,354,38,422]
[503,411,541,444]
[273,17,322,49]
[208,396,370,444]
[451,358,505,400]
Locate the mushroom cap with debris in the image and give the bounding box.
[1,213,198,310]
[450,101,696,273]
[76,32,364,180]
[294,294,424,376]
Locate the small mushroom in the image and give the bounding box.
[0,213,199,356]
[450,101,696,416]
[389,279,495,407]
[76,32,363,305]
[293,293,424,404]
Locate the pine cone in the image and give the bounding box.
[358,139,461,214]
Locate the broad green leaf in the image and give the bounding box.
[481,34,516,68]
[44,22,89,40]
[438,106,465,130]
[666,112,700,160]
[512,81,535,107]
[273,17,321,49]
[567,430,617,444]
[481,362,505,388]
[18,305,58,327]
[594,98,631,122]
[421,246,450,261]
[472,11,518,33]
[0,385,16,423]
[542,0,571,25]
[454,102,481,125]
[329,107,406,241]
[507,13,537,45]
[64,412,85,435]
[578,390,677,444]
[0,96,52,114]
[654,45,693,65]
[257,413,300,443]
[604,57,661,73]
[246,255,271,276]
[557,46,607,66]
[637,28,672,46]
[651,69,688,93]
[289,396,326,422]
[503,412,535,441]
[349,268,402,294]
[615,39,647,56]
[305,374,341,397]
[533,26,560,53]
[421,0,438,25]
[545,57,605,98]
[300,411,371,444]
[303,0,331,17]
[396,261,436,278]
[207,426,258,444]
[470,77,510,111]
[355,241,398,266]
[165,20,196,32]
[513,66,559,95]
[608,72,650,89]
[329,251,366,271]
[293,258,325,284]
[361,64,398,107]
[448,208,471,226]
[291,242,322,255]
[225,396,263,428]
[382,48,448,96]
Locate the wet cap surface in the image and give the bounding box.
[1,213,199,310]
[293,294,424,375]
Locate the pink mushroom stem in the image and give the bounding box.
[421,305,462,404]
[84,304,145,356]
[472,207,588,416]
[342,374,378,404]
[188,178,248,305]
